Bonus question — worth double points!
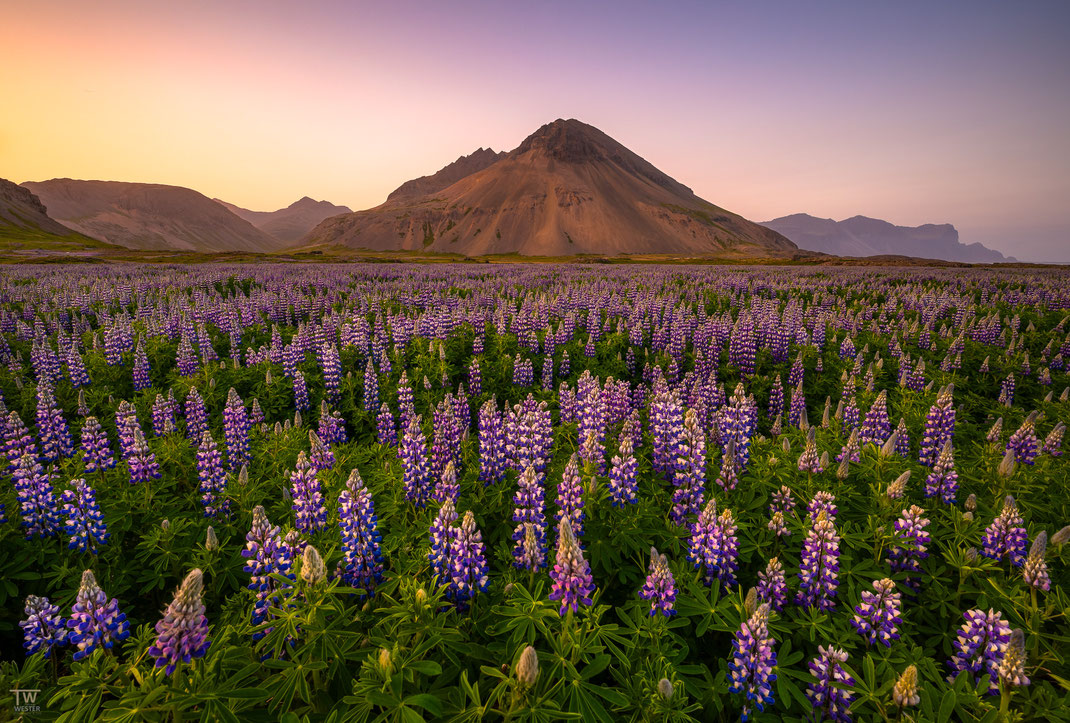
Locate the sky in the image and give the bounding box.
[2,0,1069,261]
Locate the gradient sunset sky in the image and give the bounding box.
[2,0,1068,260]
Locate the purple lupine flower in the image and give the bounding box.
[714,442,740,494]
[321,342,341,401]
[512,464,548,570]
[240,506,294,642]
[768,374,785,421]
[836,429,861,464]
[608,434,638,507]
[756,557,788,612]
[887,505,931,588]
[132,338,150,390]
[396,370,415,426]
[448,509,489,609]
[61,478,109,553]
[476,399,505,486]
[336,469,383,598]
[80,416,115,473]
[429,498,458,586]
[1022,532,1050,592]
[851,578,901,647]
[197,431,229,518]
[36,381,73,463]
[549,517,595,616]
[797,510,840,612]
[788,382,806,428]
[555,454,585,539]
[292,370,309,411]
[798,427,823,474]
[981,496,1028,567]
[468,357,482,396]
[151,393,175,436]
[924,439,958,504]
[223,388,251,469]
[363,357,378,412]
[318,401,347,447]
[67,348,89,388]
[67,569,130,661]
[894,418,910,457]
[948,608,1010,695]
[729,313,756,376]
[649,377,684,480]
[5,410,37,470]
[1043,423,1066,457]
[376,402,397,447]
[671,408,706,523]
[308,429,335,472]
[807,491,838,522]
[290,450,327,534]
[859,390,891,446]
[771,485,795,516]
[806,646,855,722]
[1005,414,1039,465]
[184,387,207,442]
[727,602,777,722]
[14,453,61,539]
[688,499,739,589]
[20,595,67,658]
[434,460,460,504]
[127,426,161,484]
[998,629,1030,689]
[399,414,433,507]
[919,385,955,467]
[638,547,677,617]
[767,510,789,538]
[148,568,210,676]
[998,373,1015,407]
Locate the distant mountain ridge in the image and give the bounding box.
[215,196,351,244]
[0,177,112,250]
[304,118,800,258]
[21,179,285,252]
[760,213,1012,262]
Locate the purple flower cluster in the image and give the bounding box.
[727,602,777,722]
[223,388,251,469]
[851,578,902,647]
[924,439,958,504]
[399,415,433,507]
[549,518,595,616]
[638,547,676,617]
[1006,414,1039,465]
[887,505,931,587]
[948,608,1010,695]
[429,498,458,585]
[448,510,489,609]
[688,499,739,589]
[337,470,384,597]
[197,431,230,518]
[806,646,855,722]
[61,478,109,553]
[981,495,1028,567]
[241,506,294,642]
[68,570,130,661]
[148,568,211,675]
[756,557,788,611]
[512,465,547,570]
[608,434,638,506]
[290,450,327,533]
[797,510,840,612]
[20,595,67,658]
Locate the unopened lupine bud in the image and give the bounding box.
[378,648,392,677]
[238,465,248,486]
[161,519,170,532]
[879,430,898,459]
[205,526,219,551]
[1051,525,1070,547]
[744,587,758,616]
[781,438,791,453]
[819,451,829,469]
[516,645,539,687]
[892,665,920,707]
[998,629,1029,688]
[966,547,978,563]
[836,458,849,480]
[658,678,674,700]
[301,545,325,585]
[886,471,910,499]
[963,511,974,521]
[965,493,977,511]
[415,588,427,606]
[997,449,1016,478]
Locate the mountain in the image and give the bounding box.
[0,177,112,250]
[303,119,799,257]
[760,213,1013,263]
[386,148,505,202]
[215,196,352,244]
[21,179,286,252]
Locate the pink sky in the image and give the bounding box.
[2,0,1068,259]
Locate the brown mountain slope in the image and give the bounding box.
[22,179,285,252]
[386,148,505,202]
[215,196,352,244]
[303,119,798,257]
[0,177,114,250]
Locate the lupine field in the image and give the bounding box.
[1,262,1070,723]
